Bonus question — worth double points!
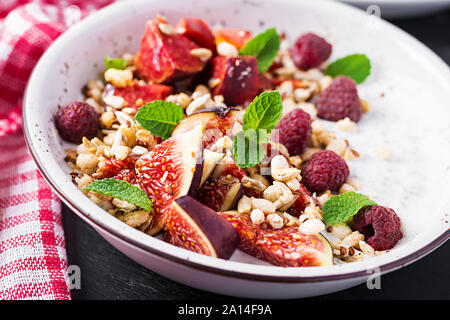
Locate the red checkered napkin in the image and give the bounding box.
[0,0,113,300]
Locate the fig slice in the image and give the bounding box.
[214,28,252,50]
[165,196,239,259]
[196,179,244,212]
[220,211,333,267]
[210,56,259,106]
[176,17,216,52]
[171,106,239,147]
[135,18,207,83]
[135,125,204,230]
[201,149,225,186]
[113,81,172,108]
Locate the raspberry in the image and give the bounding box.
[55,101,98,143]
[290,33,332,70]
[352,205,402,250]
[317,76,362,122]
[301,150,349,193]
[273,109,312,155]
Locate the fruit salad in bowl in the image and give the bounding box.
[56,15,403,267]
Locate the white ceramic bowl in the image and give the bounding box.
[24,0,450,299]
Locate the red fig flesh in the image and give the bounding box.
[176,18,215,52]
[135,18,207,83]
[113,82,172,108]
[135,125,204,229]
[220,211,333,267]
[166,196,239,259]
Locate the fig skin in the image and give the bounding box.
[135,18,207,83]
[210,56,259,106]
[166,196,240,259]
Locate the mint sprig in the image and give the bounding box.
[239,28,280,73]
[243,91,283,131]
[325,54,371,84]
[104,56,128,70]
[84,178,153,211]
[233,91,282,168]
[135,101,184,140]
[322,191,376,226]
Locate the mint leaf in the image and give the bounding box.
[135,101,184,140]
[104,56,128,70]
[239,28,280,73]
[243,91,283,131]
[233,129,267,168]
[322,192,377,226]
[325,54,371,84]
[84,178,153,211]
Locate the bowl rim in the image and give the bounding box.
[23,0,450,283]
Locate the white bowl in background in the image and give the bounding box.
[24,0,450,298]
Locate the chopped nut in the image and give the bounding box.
[131,145,148,156]
[373,146,393,160]
[241,176,267,191]
[104,68,133,88]
[285,177,300,192]
[77,174,94,190]
[330,222,352,240]
[103,95,125,109]
[112,198,136,212]
[100,110,115,128]
[288,155,302,169]
[278,81,294,98]
[298,218,325,235]
[271,181,294,209]
[251,198,276,214]
[360,98,370,113]
[249,173,270,187]
[301,148,321,161]
[359,240,375,256]
[250,209,265,225]
[136,129,157,149]
[237,195,252,214]
[124,210,150,228]
[311,121,326,134]
[317,131,335,146]
[343,231,365,247]
[336,117,356,132]
[297,102,317,119]
[282,98,298,115]
[190,48,213,62]
[347,177,362,190]
[112,145,131,161]
[294,88,311,102]
[76,153,98,172]
[266,213,284,229]
[339,183,356,194]
[85,98,104,113]
[319,75,333,92]
[272,167,301,182]
[343,148,360,161]
[158,23,176,35]
[186,93,212,115]
[316,191,331,206]
[217,41,238,57]
[326,138,348,157]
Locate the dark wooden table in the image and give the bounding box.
[63,9,450,300]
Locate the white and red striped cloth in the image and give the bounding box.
[0,0,113,300]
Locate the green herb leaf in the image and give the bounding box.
[322,192,377,226]
[325,54,371,84]
[233,129,268,168]
[135,101,185,140]
[243,91,283,131]
[84,178,153,211]
[104,56,128,70]
[239,28,280,73]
